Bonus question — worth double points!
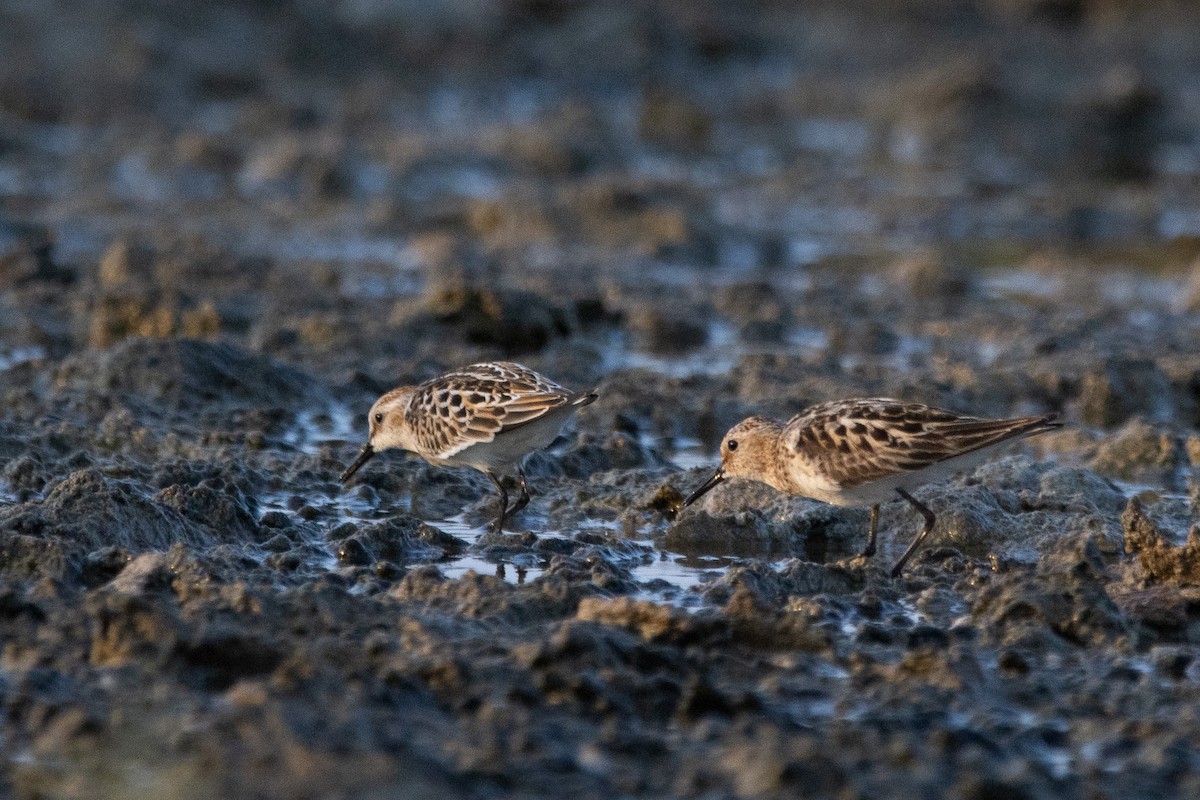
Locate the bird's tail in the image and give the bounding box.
[573,388,600,407]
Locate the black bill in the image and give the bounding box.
[682,468,725,507]
[339,443,375,484]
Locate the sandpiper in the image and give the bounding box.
[341,362,598,532]
[682,398,1061,576]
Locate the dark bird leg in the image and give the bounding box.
[891,488,936,577]
[859,504,880,558]
[485,470,509,533]
[506,468,531,519]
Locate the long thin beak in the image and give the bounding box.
[683,468,725,507]
[340,444,375,484]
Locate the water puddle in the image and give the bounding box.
[600,322,740,379]
[600,319,831,380]
[251,467,749,606]
[664,437,713,472]
[0,345,46,372]
[430,515,552,584]
[282,402,360,455]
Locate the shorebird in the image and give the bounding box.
[683,398,1061,576]
[341,362,598,532]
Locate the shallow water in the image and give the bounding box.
[0,346,46,372]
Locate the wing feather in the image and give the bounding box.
[785,399,1059,489]
[405,362,578,460]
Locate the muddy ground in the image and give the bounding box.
[4,0,1200,797]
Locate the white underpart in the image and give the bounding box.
[431,405,579,473]
[787,439,1014,507]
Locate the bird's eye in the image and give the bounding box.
[727,439,738,451]
[374,412,384,424]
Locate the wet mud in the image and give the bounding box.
[4,0,1200,797]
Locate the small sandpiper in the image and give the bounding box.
[341,362,598,532]
[682,398,1061,576]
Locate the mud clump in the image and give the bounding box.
[1090,418,1185,484]
[1123,498,1200,584]
[1077,358,1174,428]
[423,280,572,354]
[334,516,466,565]
[53,338,321,411]
[0,469,215,556]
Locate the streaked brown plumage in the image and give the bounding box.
[341,362,598,532]
[683,398,1062,576]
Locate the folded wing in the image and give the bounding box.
[785,398,1059,488]
[405,362,579,460]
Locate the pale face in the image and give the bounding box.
[715,416,781,481]
[339,387,414,484]
[366,390,414,453]
[683,416,783,506]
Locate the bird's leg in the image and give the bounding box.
[890,488,937,577]
[506,468,531,518]
[859,504,880,559]
[485,470,509,533]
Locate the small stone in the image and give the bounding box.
[260,511,292,529]
[337,537,372,566]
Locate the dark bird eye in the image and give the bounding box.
[374,412,384,424]
[727,439,738,451]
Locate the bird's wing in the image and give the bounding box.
[784,398,1059,488]
[405,362,575,460]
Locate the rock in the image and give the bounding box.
[663,507,803,558]
[0,224,72,289]
[97,239,155,288]
[712,281,791,342]
[86,591,180,667]
[465,195,557,249]
[972,455,1053,496]
[876,57,1005,164]
[972,532,1130,647]
[108,552,174,594]
[914,484,1012,558]
[558,432,672,477]
[564,182,694,255]
[712,282,788,326]
[1180,257,1200,313]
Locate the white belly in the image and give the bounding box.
[788,443,1006,507]
[434,407,575,474]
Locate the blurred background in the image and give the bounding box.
[2,0,1199,370]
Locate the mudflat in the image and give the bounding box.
[3,1,1200,797]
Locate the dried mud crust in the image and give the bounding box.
[4,0,1200,798]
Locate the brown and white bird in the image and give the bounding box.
[341,362,598,532]
[683,398,1061,576]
